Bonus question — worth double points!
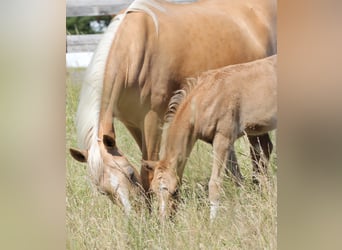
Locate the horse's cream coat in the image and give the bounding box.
[70,0,277,213]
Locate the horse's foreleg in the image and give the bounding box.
[140,110,163,192]
[125,125,143,152]
[247,133,273,184]
[209,133,232,221]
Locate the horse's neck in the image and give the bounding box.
[99,24,154,120]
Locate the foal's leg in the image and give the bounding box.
[247,133,273,184]
[209,133,232,220]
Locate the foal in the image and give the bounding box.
[144,55,277,220]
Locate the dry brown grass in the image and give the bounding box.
[66,69,277,249]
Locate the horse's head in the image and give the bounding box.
[143,160,179,219]
[70,134,143,215]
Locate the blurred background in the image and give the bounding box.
[1,0,342,249]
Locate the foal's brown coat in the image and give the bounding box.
[146,55,277,219]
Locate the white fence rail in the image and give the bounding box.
[67,0,194,17]
[67,0,132,17]
[66,0,196,53]
[67,34,102,53]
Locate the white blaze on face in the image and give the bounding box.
[160,194,167,216]
[159,181,169,217]
[210,201,219,221]
[110,173,131,215]
[110,173,119,190]
[190,97,197,125]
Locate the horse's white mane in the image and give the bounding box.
[75,0,165,182]
[76,15,125,182]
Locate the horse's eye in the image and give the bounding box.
[129,172,136,183]
[172,188,179,198]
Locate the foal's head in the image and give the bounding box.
[70,134,143,214]
[143,160,180,218]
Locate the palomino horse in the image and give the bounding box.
[143,55,277,219]
[70,0,277,214]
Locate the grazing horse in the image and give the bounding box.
[143,55,277,220]
[69,0,277,214]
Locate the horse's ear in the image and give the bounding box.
[141,160,157,172]
[69,148,88,163]
[103,134,116,148]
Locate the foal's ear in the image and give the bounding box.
[141,160,157,172]
[103,134,116,148]
[69,148,88,163]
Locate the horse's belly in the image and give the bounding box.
[115,90,147,128]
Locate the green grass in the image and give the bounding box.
[66,69,277,249]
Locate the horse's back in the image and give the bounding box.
[143,0,277,101]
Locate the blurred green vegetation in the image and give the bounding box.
[66,16,113,35]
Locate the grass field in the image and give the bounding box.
[66,69,277,249]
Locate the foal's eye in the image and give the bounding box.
[99,190,107,195]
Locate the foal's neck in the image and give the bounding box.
[161,106,198,172]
